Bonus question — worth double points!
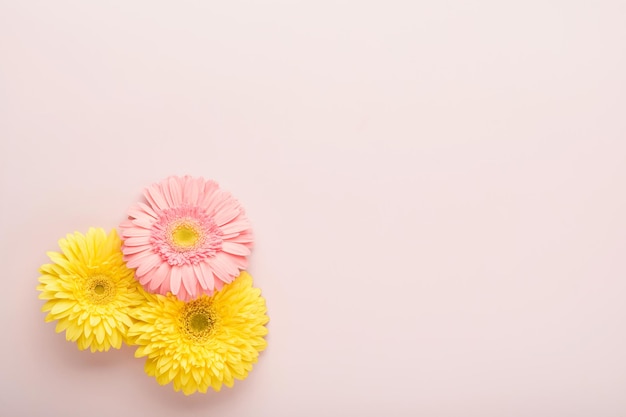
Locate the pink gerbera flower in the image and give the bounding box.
[119,176,253,301]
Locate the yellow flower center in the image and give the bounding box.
[180,298,216,343]
[171,223,202,249]
[86,275,115,304]
[190,313,210,332]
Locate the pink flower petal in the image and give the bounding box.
[183,177,200,206]
[136,254,161,276]
[214,205,242,227]
[138,202,158,218]
[125,250,156,269]
[123,236,151,247]
[221,242,251,256]
[159,271,171,295]
[132,217,154,229]
[122,244,151,255]
[192,263,211,291]
[128,205,155,220]
[145,184,168,211]
[168,176,183,206]
[138,272,153,286]
[201,262,216,291]
[121,227,150,238]
[181,265,197,298]
[160,182,174,207]
[119,219,135,230]
[205,190,230,216]
[207,257,231,283]
[198,180,220,208]
[148,262,170,292]
[176,283,189,301]
[222,252,248,269]
[169,266,182,295]
[228,232,254,244]
[220,218,251,235]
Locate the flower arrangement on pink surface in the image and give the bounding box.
[119,176,254,301]
[37,176,268,395]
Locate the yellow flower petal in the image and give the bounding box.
[37,228,148,352]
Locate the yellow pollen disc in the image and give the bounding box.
[171,224,201,249]
[180,299,216,343]
[190,313,210,332]
[86,275,115,304]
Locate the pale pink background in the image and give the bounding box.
[1,1,626,416]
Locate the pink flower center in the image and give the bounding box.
[150,206,223,266]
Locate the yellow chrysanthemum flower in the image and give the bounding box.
[37,228,148,352]
[128,271,269,395]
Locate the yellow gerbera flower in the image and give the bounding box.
[128,271,269,395]
[37,228,148,352]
